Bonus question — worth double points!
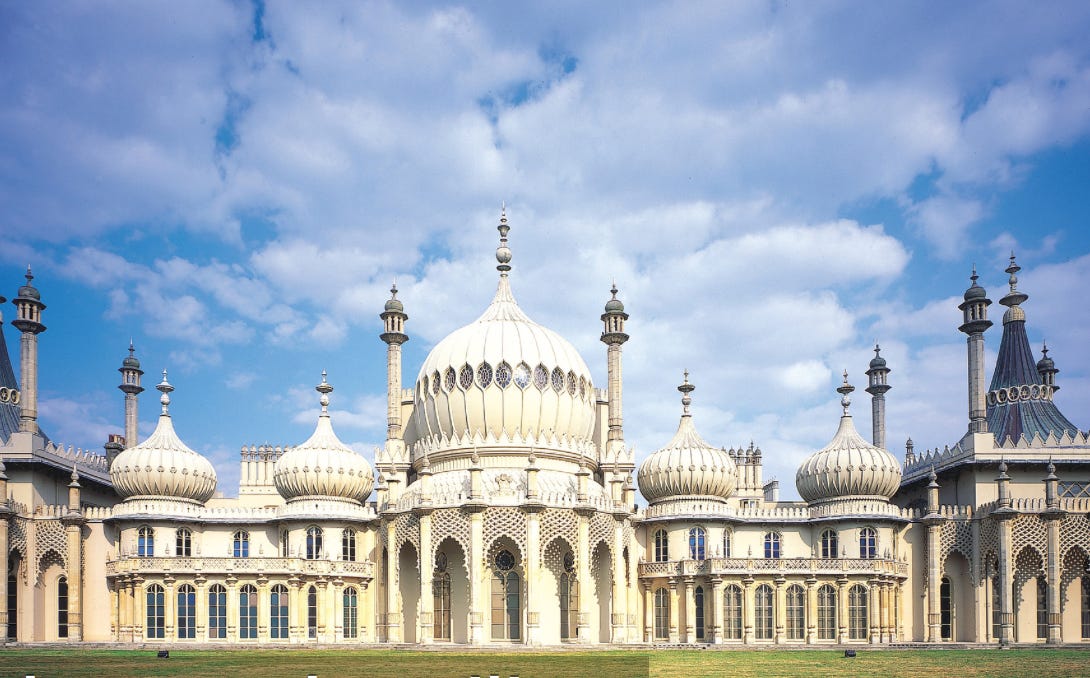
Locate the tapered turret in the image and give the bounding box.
[601,281,630,466]
[118,341,144,448]
[12,267,45,434]
[865,343,891,449]
[958,265,992,434]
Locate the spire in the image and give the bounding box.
[837,370,854,416]
[496,204,512,276]
[999,252,1029,319]
[317,370,333,415]
[157,369,173,415]
[678,370,694,416]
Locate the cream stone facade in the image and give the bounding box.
[1,220,1089,647]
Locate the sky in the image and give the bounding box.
[1,1,1089,501]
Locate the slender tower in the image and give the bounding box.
[600,282,630,466]
[11,267,46,435]
[118,341,144,448]
[379,281,409,485]
[865,343,891,449]
[1037,342,1059,393]
[957,265,992,433]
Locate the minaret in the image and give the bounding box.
[600,281,630,466]
[957,265,992,434]
[1037,342,1059,393]
[379,282,408,475]
[118,341,144,448]
[864,343,891,449]
[11,267,46,434]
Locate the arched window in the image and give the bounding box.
[559,552,578,640]
[490,549,520,640]
[653,529,669,563]
[755,584,774,640]
[307,585,318,639]
[991,575,1001,641]
[1036,576,1048,640]
[208,584,227,639]
[233,531,249,558]
[764,532,781,559]
[653,587,670,640]
[817,584,837,640]
[1081,576,1090,640]
[177,584,196,639]
[306,526,324,560]
[57,576,68,639]
[859,527,877,559]
[239,584,258,639]
[722,530,732,558]
[270,584,289,639]
[848,584,868,640]
[343,586,358,640]
[280,529,289,558]
[138,526,154,558]
[146,584,165,639]
[694,586,705,640]
[820,529,838,559]
[723,584,743,640]
[175,528,192,557]
[688,527,706,560]
[434,552,452,641]
[786,584,805,641]
[342,529,356,562]
[7,557,16,640]
[940,577,952,641]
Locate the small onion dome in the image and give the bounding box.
[274,372,374,503]
[868,347,886,370]
[16,266,41,301]
[796,373,901,503]
[637,373,737,503]
[1037,343,1055,372]
[604,282,625,313]
[963,265,987,301]
[110,371,217,503]
[384,283,404,313]
[122,341,141,369]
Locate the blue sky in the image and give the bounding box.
[2,1,1089,499]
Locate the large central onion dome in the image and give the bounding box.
[796,373,901,503]
[405,210,596,457]
[110,372,217,504]
[638,374,737,504]
[274,373,374,504]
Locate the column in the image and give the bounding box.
[868,580,880,644]
[882,582,892,643]
[256,579,269,641]
[805,577,817,644]
[133,577,146,640]
[525,509,542,645]
[709,577,723,644]
[611,519,625,643]
[362,527,376,642]
[773,577,785,644]
[418,511,434,644]
[926,522,942,642]
[742,577,754,645]
[576,510,591,642]
[316,580,328,641]
[194,578,207,641]
[1046,514,1062,643]
[468,509,484,644]
[226,577,239,641]
[164,577,176,641]
[332,581,343,642]
[642,582,653,643]
[997,517,1014,646]
[0,514,9,640]
[836,578,848,644]
[385,521,401,643]
[668,579,680,643]
[682,576,695,643]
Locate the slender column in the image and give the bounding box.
[256,580,269,641]
[194,578,208,640]
[332,582,342,641]
[64,519,84,641]
[468,509,484,644]
[742,577,754,644]
[133,577,146,639]
[576,511,591,642]
[682,576,695,643]
[805,577,817,644]
[226,578,239,641]
[18,333,39,433]
[926,522,942,642]
[316,580,328,641]
[1045,513,1062,643]
[773,577,785,644]
[997,520,1014,645]
[868,580,880,644]
[611,519,625,643]
[642,582,653,643]
[525,509,542,645]
[0,514,9,640]
[709,577,723,644]
[385,522,401,643]
[418,512,434,644]
[958,269,992,433]
[836,578,848,644]
[668,579,680,643]
[164,578,176,641]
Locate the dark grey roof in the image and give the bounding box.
[0,324,22,442]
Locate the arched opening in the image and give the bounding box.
[233,531,249,558]
[859,528,877,559]
[307,585,318,639]
[240,584,258,640]
[137,526,154,557]
[940,577,952,641]
[1014,547,1044,642]
[591,541,612,643]
[541,536,576,645]
[786,584,805,641]
[688,527,706,560]
[942,550,974,641]
[306,527,324,560]
[57,575,68,640]
[177,584,196,639]
[653,529,668,562]
[398,541,420,643]
[433,553,452,642]
[820,529,838,559]
[817,584,837,641]
[270,584,289,640]
[722,584,742,641]
[848,584,868,641]
[433,537,468,643]
[208,584,226,640]
[145,584,165,639]
[489,546,521,641]
[343,586,358,639]
[1060,548,1088,642]
[653,587,669,640]
[763,533,781,559]
[342,529,356,562]
[755,584,774,640]
[6,554,18,641]
[694,585,705,641]
[175,528,192,557]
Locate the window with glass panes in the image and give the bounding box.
[755,584,774,640]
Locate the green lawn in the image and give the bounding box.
[0,648,1086,678]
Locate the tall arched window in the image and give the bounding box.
[722,530,732,558]
[175,528,192,557]
[343,586,358,639]
[940,577,952,640]
[654,529,669,563]
[817,584,837,640]
[786,584,805,640]
[848,584,868,640]
[342,529,356,562]
[146,584,165,639]
[755,584,774,640]
[270,584,289,639]
[559,552,578,640]
[307,585,318,638]
[688,527,706,560]
[991,575,1001,641]
[820,529,838,559]
[1081,576,1090,639]
[723,584,742,640]
[490,550,520,641]
[654,587,670,640]
[7,557,17,640]
[764,532,781,559]
[694,586,705,640]
[859,528,877,559]
[177,584,196,639]
[233,531,249,558]
[239,584,258,639]
[57,576,68,639]
[208,584,227,639]
[434,552,452,641]
[306,527,324,560]
[1036,576,1048,640]
[280,529,289,558]
[138,526,154,558]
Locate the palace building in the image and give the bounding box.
[1,211,1088,646]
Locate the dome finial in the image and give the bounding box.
[837,370,854,415]
[317,370,333,413]
[496,204,512,275]
[25,265,33,284]
[678,370,694,415]
[157,369,173,414]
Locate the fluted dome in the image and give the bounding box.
[796,376,901,503]
[405,215,595,459]
[110,373,217,504]
[274,374,374,504]
[638,376,737,503]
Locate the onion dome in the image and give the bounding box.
[796,372,901,504]
[1036,343,1055,373]
[637,373,737,504]
[405,209,595,458]
[122,340,141,369]
[110,371,217,504]
[604,282,625,313]
[963,265,987,301]
[16,266,40,301]
[274,372,374,504]
[384,283,405,313]
[868,344,886,370]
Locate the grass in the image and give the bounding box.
[0,647,1087,678]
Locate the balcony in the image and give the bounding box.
[105,556,374,579]
[639,557,909,579]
